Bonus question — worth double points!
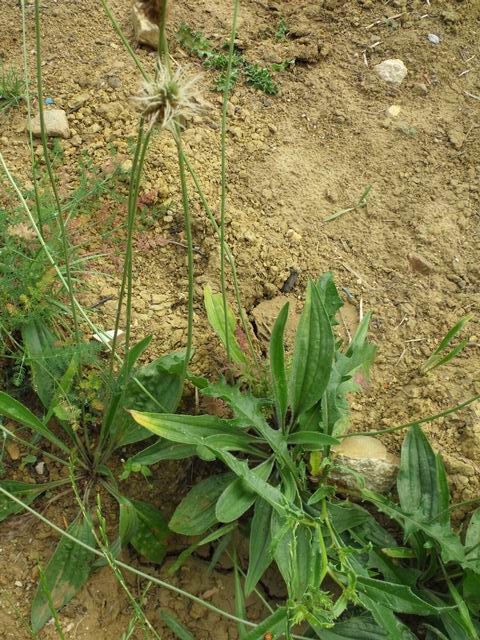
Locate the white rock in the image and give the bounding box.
[132,2,159,49]
[30,109,70,139]
[427,33,441,45]
[373,59,408,85]
[331,435,400,493]
[385,104,401,118]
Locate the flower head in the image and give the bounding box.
[133,63,203,132]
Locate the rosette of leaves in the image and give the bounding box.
[0,322,186,631]
[131,274,480,639]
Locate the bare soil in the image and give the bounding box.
[1,0,479,637]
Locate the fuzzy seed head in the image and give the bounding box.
[133,63,203,132]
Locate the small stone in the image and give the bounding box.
[427,33,441,45]
[286,229,302,243]
[132,1,159,49]
[71,134,82,147]
[413,83,428,96]
[6,441,20,460]
[121,159,133,173]
[331,436,400,493]
[252,296,298,344]
[35,461,46,475]
[29,109,70,139]
[373,59,408,85]
[14,581,23,588]
[385,104,401,118]
[68,93,89,111]
[448,127,465,150]
[408,252,434,275]
[107,74,122,89]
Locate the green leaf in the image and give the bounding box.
[116,351,187,446]
[118,496,138,545]
[201,381,292,469]
[129,500,169,563]
[168,523,236,575]
[0,480,48,522]
[269,302,289,428]
[465,509,480,572]
[316,272,344,324]
[0,392,70,454]
[357,576,448,615]
[397,424,438,520]
[126,441,197,468]
[169,473,234,535]
[216,458,274,523]
[421,314,472,373]
[357,596,417,640]
[130,411,262,455]
[289,280,334,418]
[234,551,247,639]
[160,609,195,640]
[245,498,273,595]
[368,550,420,588]
[213,449,292,517]
[287,431,340,449]
[22,320,69,409]
[31,515,96,632]
[204,285,247,366]
[242,607,287,640]
[362,487,465,565]
[316,616,389,639]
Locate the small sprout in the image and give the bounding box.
[274,17,289,41]
[323,185,372,222]
[421,314,473,373]
[133,62,203,133]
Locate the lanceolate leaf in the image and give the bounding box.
[289,280,334,419]
[0,392,70,454]
[216,458,274,523]
[269,302,289,429]
[316,271,344,325]
[130,411,261,453]
[357,596,417,640]
[169,473,234,535]
[0,480,50,522]
[315,616,389,639]
[204,285,248,366]
[126,441,198,468]
[129,500,169,563]
[31,515,96,632]
[116,350,187,447]
[397,425,445,529]
[160,609,195,640]
[357,577,445,615]
[118,496,138,545]
[287,431,340,448]
[245,498,273,595]
[242,607,287,640]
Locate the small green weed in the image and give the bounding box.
[177,24,291,95]
[0,63,24,113]
[274,17,289,41]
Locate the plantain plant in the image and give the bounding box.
[130,274,480,640]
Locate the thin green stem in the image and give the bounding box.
[184,156,259,367]
[99,0,149,82]
[20,0,44,236]
[34,0,80,348]
[342,393,480,439]
[175,136,194,393]
[157,0,170,62]
[108,120,146,377]
[219,0,240,363]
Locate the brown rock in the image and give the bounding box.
[29,109,70,139]
[408,252,434,275]
[251,296,298,345]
